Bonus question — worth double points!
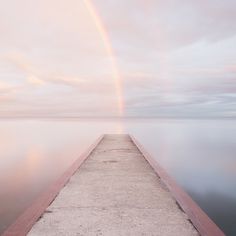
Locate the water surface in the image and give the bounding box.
[0,119,235,235]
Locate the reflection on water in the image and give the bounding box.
[128,119,236,235]
[0,118,235,235]
[189,191,236,235]
[0,119,122,232]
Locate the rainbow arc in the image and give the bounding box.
[82,0,124,116]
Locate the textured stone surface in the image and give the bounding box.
[29,134,198,236]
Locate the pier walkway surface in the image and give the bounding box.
[28,134,198,236]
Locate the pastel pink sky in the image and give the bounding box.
[0,0,236,117]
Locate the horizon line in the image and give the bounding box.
[0,116,235,120]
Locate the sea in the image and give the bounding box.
[0,118,235,235]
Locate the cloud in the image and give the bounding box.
[27,75,45,86]
[4,52,111,93]
[0,0,236,117]
[0,51,120,116]
[125,91,236,118]
[97,0,236,52]
[124,73,236,117]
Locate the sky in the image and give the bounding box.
[0,0,235,117]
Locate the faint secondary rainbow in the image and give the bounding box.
[82,0,124,116]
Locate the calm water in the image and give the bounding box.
[0,119,235,235]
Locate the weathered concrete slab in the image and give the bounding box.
[28,134,198,236]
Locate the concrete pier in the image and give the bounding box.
[28,134,198,236]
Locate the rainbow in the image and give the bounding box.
[82,0,124,116]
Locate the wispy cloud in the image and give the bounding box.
[0,0,236,117]
[100,0,236,51]
[4,52,103,91]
